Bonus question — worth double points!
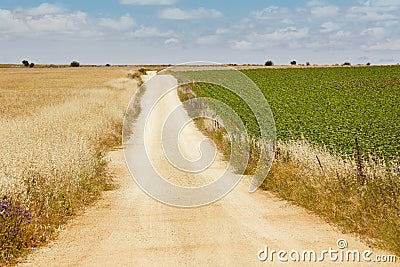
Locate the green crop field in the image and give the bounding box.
[192,66,400,161]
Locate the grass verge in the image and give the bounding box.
[264,140,399,255]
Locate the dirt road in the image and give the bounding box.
[20,74,397,266]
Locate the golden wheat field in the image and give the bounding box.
[0,66,138,261]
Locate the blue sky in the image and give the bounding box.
[0,0,399,65]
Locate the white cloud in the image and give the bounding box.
[0,4,181,41]
[347,0,400,21]
[0,4,88,35]
[128,26,175,37]
[257,27,309,42]
[230,27,309,50]
[305,40,343,50]
[320,22,340,33]
[158,8,223,20]
[120,0,177,5]
[306,0,325,7]
[251,6,288,20]
[0,9,28,33]
[377,20,399,27]
[360,27,389,40]
[24,3,64,16]
[215,28,228,35]
[231,18,254,30]
[359,0,400,12]
[362,39,400,51]
[164,38,180,45]
[310,5,339,17]
[230,40,253,50]
[27,12,87,32]
[196,35,220,45]
[329,30,352,40]
[347,8,397,21]
[99,14,136,31]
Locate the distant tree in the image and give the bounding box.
[70,61,80,67]
[29,63,35,68]
[265,60,274,66]
[22,60,29,67]
[366,62,371,66]
[105,64,111,67]
[290,60,297,65]
[342,62,351,66]
[306,62,311,66]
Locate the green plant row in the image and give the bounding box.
[193,66,400,161]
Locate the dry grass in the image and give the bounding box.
[0,67,139,263]
[0,67,135,118]
[263,140,399,255]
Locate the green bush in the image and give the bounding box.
[265,60,274,66]
[70,61,80,67]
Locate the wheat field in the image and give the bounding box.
[0,67,138,261]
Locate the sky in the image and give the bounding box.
[0,0,399,65]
